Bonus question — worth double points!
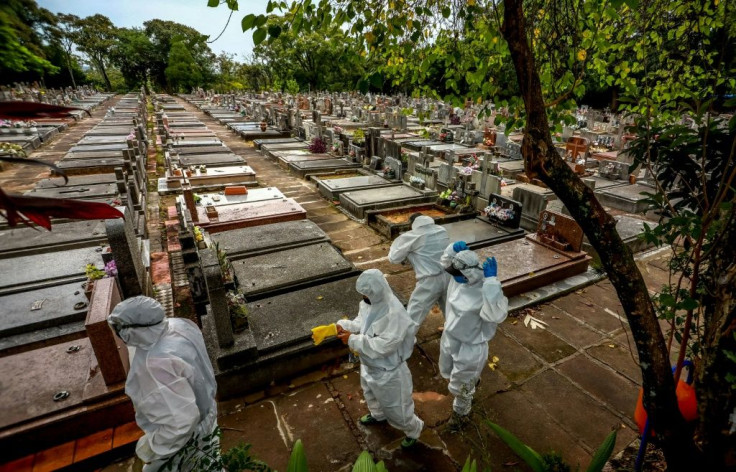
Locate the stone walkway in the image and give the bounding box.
[101,96,674,471]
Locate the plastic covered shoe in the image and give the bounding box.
[359,413,386,425]
[447,412,470,432]
[400,437,418,449]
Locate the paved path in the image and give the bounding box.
[104,97,677,471]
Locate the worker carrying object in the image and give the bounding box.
[440,242,508,429]
[108,296,219,471]
[336,269,424,448]
[388,213,450,337]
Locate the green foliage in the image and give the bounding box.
[221,443,273,472]
[0,1,58,76]
[287,439,308,472]
[486,421,617,472]
[84,264,106,281]
[166,41,203,92]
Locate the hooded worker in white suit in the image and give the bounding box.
[108,296,218,471]
[336,269,424,448]
[440,241,508,424]
[388,214,450,336]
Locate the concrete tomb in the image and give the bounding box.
[339,184,438,219]
[193,197,307,233]
[315,174,398,201]
[288,158,362,178]
[441,193,526,249]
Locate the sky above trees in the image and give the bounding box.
[37,0,268,58]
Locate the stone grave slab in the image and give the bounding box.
[163,166,256,193]
[339,184,437,219]
[315,175,398,201]
[76,136,128,145]
[499,159,526,177]
[55,158,126,176]
[273,151,333,169]
[0,135,41,150]
[366,203,475,239]
[194,198,306,233]
[24,183,118,201]
[583,215,658,255]
[204,275,362,397]
[261,142,310,158]
[239,129,290,140]
[0,338,126,433]
[231,242,355,299]
[246,274,363,354]
[211,219,328,258]
[0,281,89,338]
[583,176,629,191]
[476,236,590,298]
[172,145,231,155]
[60,150,125,160]
[68,143,129,153]
[34,174,117,189]
[0,220,107,257]
[596,183,652,213]
[177,154,245,167]
[198,187,284,207]
[253,137,301,150]
[85,127,134,136]
[0,247,104,295]
[442,217,525,249]
[171,139,223,148]
[289,158,362,178]
[401,140,444,151]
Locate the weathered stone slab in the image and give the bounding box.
[171,139,222,148]
[231,242,355,298]
[177,154,245,167]
[252,137,301,150]
[85,277,128,385]
[339,185,437,219]
[246,274,362,354]
[84,127,134,136]
[0,220,107,257]
[35,174,117,189]
[0,247,104,295]
[261,142,309,157]
[24,183,118,200]
[273,151,333,169]
[596,183,652,213]
[289,158,362,178]
[315,175,398,201]
[195,198,306,233]
[0,281,90,338]
[68,143,129,153]
[401,140,443,151]
[172,145,230,155]
[55,158,126,175]
[512,184,557,231]
[442,217,525,249]
[198,187,284,207]
[211,219,328,258]
[239,129,290,140]
[76,136,128,145]
[476,235,590,297]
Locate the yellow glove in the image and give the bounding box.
[311,323,338,345]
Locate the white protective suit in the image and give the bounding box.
[337,269,424,439]
[388,215,450,336]
[439,245,508,415]
[108,297,218,472]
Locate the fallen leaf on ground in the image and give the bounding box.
[608,344,616,348]
[316,296,324,300]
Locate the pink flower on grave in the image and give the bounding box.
[104,260,118,277]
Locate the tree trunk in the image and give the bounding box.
[698,209,736,471]
[64,51,77,89]
[500,0,696,468]
[96,58,112,91]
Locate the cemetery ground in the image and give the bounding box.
[0,96,671,472]
[118,98,667,472]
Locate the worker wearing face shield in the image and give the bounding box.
[440,241,508,428]
[107,297,218,471]
[336,269,424,448]
[388,213,450,337]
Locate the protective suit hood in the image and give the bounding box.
[411,215,435,231]
[356,269,391,305]
[108,296,167,349]
[452,250,484,286]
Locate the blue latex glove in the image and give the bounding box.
[483,257,498,278]
[452,241,469,253]
[453,275,468,284]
